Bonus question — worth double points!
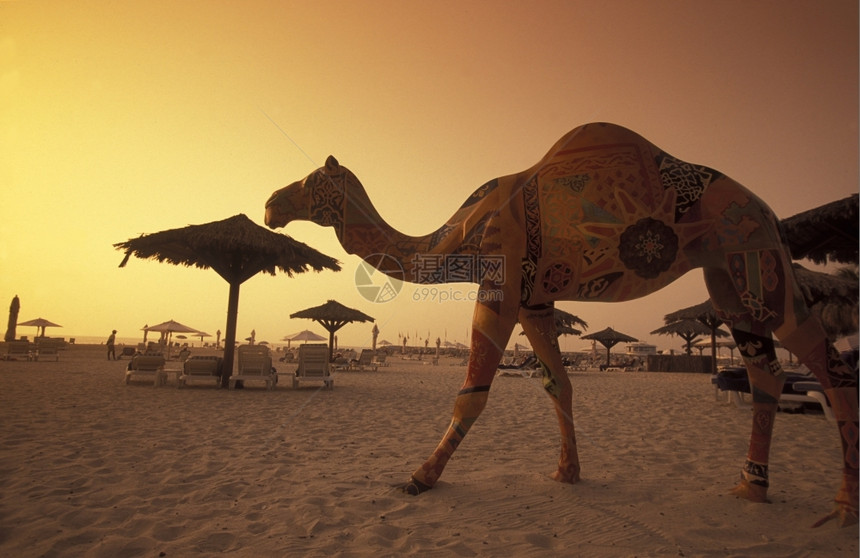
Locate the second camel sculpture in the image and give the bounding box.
[265,122,858,527]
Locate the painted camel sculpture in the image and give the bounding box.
[265,122,858,526]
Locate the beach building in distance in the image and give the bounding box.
[626,342,657,357]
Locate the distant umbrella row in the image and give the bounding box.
[107,193,855,384]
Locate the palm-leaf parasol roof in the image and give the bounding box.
[290,299,375,361]
[144,319,201,358]
[792,263,858,338]
[553,308,588,336]
[662,301,726,374]
[581,326,638,345]
[519,307,588,338]
[792,263,858,304]
[651,318,729,356]
[581,327,638,367]
[114,214,340,384]
[115,214,340,282]
[663,300,721,326]
[651,318,717,337]
[781,194,858,265]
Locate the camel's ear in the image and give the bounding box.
[325,155,340,174]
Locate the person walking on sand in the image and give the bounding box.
[107,330,117,360]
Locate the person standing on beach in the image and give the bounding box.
[107,330,116,360]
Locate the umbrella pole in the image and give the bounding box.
[221,281,241,387]
[710,328,717,375]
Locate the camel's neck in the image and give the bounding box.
[315,171,496,284]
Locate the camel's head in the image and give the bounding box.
[264,155,345,229]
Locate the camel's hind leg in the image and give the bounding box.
[519,303,581,484]
[705,263,787,503]
[723,324,785,503]
[705,252,859,526]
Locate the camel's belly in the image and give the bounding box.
[519,125,716,305]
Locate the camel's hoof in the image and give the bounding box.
[730,480,769,503]
[812,505,859,528]
[402,476,432,495]
[550,468,581,485]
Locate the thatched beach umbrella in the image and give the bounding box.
[651,318,729,356]
[792,263,859,338]
[290,299,374,362]
[519,307,588,338]
[553,308,588,336]
[282,329,327,348]
[115,214,340,385]
[782,194,858,265]
[18,317,62,338]
[194,331,212,344]
[694,339,738,365]
[664,300,721,328]
[663,300,725,374]
[581,327,638,367]
[145,319,201,358]
[5,295,20,342]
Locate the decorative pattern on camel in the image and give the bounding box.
[265,122,858,527]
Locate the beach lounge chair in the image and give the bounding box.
[229,345,276,389]
[2,340,33,361]
[179,355,222,388]
[350,349,378,371]
[373,353,388,367]
[332,356,351,372]
[144,341,165,356]
[34,338,62,361]
[712,367,835,422]
[784,381,836,422]
[125,354,167,386]
[293,343,332,389]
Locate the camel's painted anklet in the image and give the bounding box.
[742,460,769,488]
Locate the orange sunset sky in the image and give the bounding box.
[1,1,857,352]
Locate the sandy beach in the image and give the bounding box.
[0,345,856,557]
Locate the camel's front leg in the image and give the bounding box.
[519,303,580,484]
[403,298,517,495]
